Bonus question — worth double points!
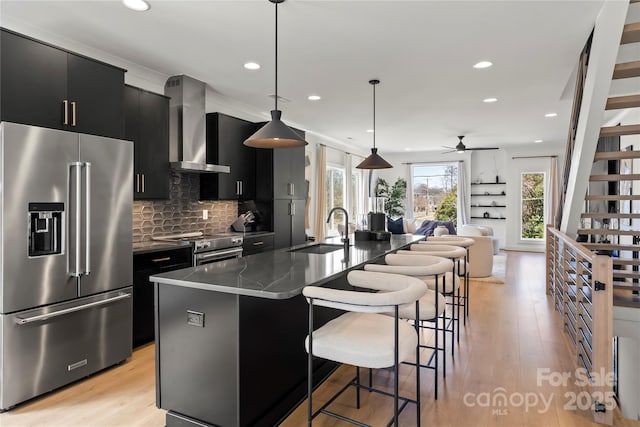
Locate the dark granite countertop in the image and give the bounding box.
[150,234,424,299]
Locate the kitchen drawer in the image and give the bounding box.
[242,234,274,256]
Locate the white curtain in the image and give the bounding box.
[457,161,469,226]
[314,145,327,240]
[405,163,414,219]
[546,157,559,228]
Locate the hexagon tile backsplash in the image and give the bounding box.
[132,172,238,243]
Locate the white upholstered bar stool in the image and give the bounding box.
[364,256,451,400]
[398,243,466,348]
[303,270,427,427]
[422,236,475,322]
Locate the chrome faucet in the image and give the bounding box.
[327,207,350,253]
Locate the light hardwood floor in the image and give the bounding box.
[1,251,639,427]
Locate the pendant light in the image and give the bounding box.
[356,79,392,169]
[244,0,307,148]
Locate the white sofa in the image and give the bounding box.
[460,224,499,255]
[459,235,495,278]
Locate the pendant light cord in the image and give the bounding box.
[372,82,376,149]
[274,0,278,112]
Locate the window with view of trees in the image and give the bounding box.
[411,163,458,221]
[325,166,345,235]
[521,172,545,240]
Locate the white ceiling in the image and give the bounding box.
[0,0,606,155]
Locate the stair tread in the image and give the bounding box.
[593,150,640,160]
[606,94,640,110]
[580,213,640,219]
[584,194,640,200]
[613,281,640,290]
[589,174,640,181]
[577,229,640,236]
[614,290,640,308]
[611,258,640,265]
[582,243,640,251]
[613,60,640,79]
[621,22,640,45]
[600,124,640,137]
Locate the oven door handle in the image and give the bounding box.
[196,247,243,262]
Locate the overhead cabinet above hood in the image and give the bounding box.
[164,75,230,173]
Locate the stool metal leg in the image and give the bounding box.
[308,300,314,427]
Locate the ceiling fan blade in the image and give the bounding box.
[441,148,456,154]
[466,147,499,151]
[441,146,456,149]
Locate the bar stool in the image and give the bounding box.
[422,236,475,322]
[364,255,451,400]
[398,243,466,348]
[303,270,427,427]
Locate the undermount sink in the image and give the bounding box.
[288,243,345,254]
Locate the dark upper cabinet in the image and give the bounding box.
[0,29,124,139]
[125,85,170,199]
[256,137,306,201]
[200,113,257,200]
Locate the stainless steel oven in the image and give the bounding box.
[154,232,244,266]
[194,246,243,266]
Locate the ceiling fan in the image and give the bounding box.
[442,136,499,154]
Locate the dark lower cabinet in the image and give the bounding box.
[0,29,125,139]
[133,247,192,347]
[241,234,275,256]
[157,283,342,427]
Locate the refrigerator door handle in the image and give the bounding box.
[14,292,131,325]
[69,162,83,278]
[84,162,91,275]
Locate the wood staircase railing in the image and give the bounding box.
[547,226,614,425]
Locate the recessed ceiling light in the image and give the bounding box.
[366,129,374,133]
[534,139,543,143]
[243,62,261,70]
[123,0,150,11]
[404,148,412,151]
[307,95,321,101]
[545,113,558,118]
[483,97,498,103]
[473,61,493,69]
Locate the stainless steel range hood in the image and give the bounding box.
[164,75,230,173]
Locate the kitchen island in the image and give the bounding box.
[151,234,423,427]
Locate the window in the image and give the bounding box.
[521,172,545,240]
[411,163,458,221]
[325,165,345,236]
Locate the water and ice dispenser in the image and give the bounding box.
[28,203,64,257]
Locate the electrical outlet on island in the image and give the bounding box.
[202,209,208,220]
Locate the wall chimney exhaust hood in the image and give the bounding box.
[164,75,230,173]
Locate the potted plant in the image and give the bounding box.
[375,177,407,218]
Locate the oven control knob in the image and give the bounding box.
[201,241,211,249]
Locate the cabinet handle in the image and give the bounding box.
[136,174,140,192]
[288,182,295,196]
[63,100,69,125]
[239,181,243,196]
[71,101,77,126]
[252,241,264,246]
[151,257,171,263]
[141,174,145,193]
[290,202,295,216]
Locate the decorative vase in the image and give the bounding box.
[495,175,499,183]
[434,225,449,237]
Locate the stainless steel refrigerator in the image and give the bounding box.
[0,122,133,410]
